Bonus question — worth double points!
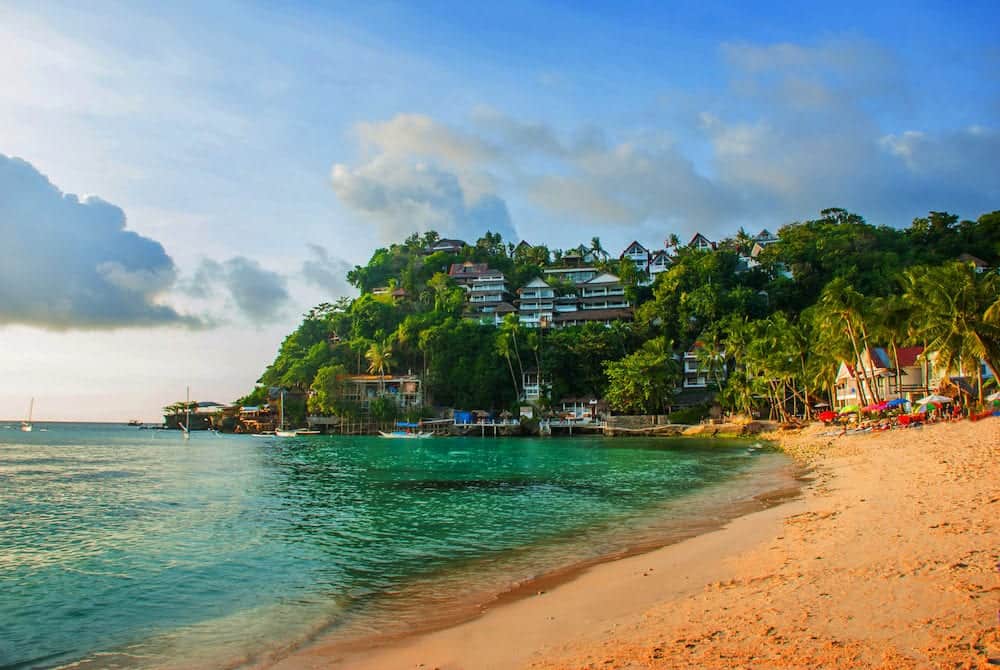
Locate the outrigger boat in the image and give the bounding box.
[378,421,433,439]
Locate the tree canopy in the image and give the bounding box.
[246,209,1000,418]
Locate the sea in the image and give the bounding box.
[0,423,800,669]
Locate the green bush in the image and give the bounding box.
[668,403,711,424]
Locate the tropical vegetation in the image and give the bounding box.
[244,209,1000,423]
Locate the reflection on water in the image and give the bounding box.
[0,424,794,669]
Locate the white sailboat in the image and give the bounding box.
[20,398,33,432]
[274,390,297,437]
[181,386,191,440]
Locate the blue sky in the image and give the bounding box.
[1,1,997,420]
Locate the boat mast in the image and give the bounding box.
[183,386,191,440]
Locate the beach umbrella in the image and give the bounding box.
[813,402,830,408]
[986,391,1000,402]
[838,404,860,414]
[885,398,907,408]
[915,394,953,405]
[863,401,888,413]
[818,410,837,423]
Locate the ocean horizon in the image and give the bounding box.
[1,423,798,669]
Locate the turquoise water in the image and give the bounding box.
[0,423,794,669]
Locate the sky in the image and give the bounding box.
[1,0,998,421]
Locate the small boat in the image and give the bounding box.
[20,398,34,432]
[295,429,320,435]
[378,421,433,439]
[378,430,433,439]
[127,419,142,426]
[274,390,301,437]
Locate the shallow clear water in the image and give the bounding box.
[0,423,793,669]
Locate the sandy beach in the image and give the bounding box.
[271,419,999,670]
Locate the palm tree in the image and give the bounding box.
[817,278,875,405]
[365,339,393,394]
[694,335,726,392]
[871,295,915,401]
[734,227,754,256]
[499,313,526,383]
[495,329,521,400]
[348,337,371,374]
[590,236,609,262]
[904,263,1000,405]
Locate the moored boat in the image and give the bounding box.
[378,430,433,439]
[273,390,303,437]
[20,398,34,432]
[378,421,433,439]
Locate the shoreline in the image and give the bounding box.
[250,445,804,670]
[265,419,998,669]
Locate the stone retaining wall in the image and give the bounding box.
[605,415,672,430]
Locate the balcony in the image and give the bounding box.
[471,287,507,295]
[522,384,542,400]
[683,376,708,389]
[582,301,627,310]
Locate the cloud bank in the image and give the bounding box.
[330,38,999,244]
[0,154,198,330]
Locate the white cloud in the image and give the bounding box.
[330,157,515,243]
[356,114,497,166]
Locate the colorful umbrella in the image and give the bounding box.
[818,410,837,423]
[863,401,889,413]
[838,404,860,414]
[916,394,953,405]
[885,398,908,408]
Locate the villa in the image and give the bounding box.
[834,346,929,408]
[467,271,512,315]
[518,273,633,328]
[620,240,650,266]
[448,261,492,287]
[516,277,556,328]
[556,396,606,421]
[688,232,716,252]
[647,249,673,280]
[429,238,467,254]
[521,370,550,401]
[340,374,423,410]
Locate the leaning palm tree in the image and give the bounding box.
[495,329,521,400]
[870,294,916,401]
[817,278,875,405]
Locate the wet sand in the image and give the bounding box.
[268,419,999,669]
